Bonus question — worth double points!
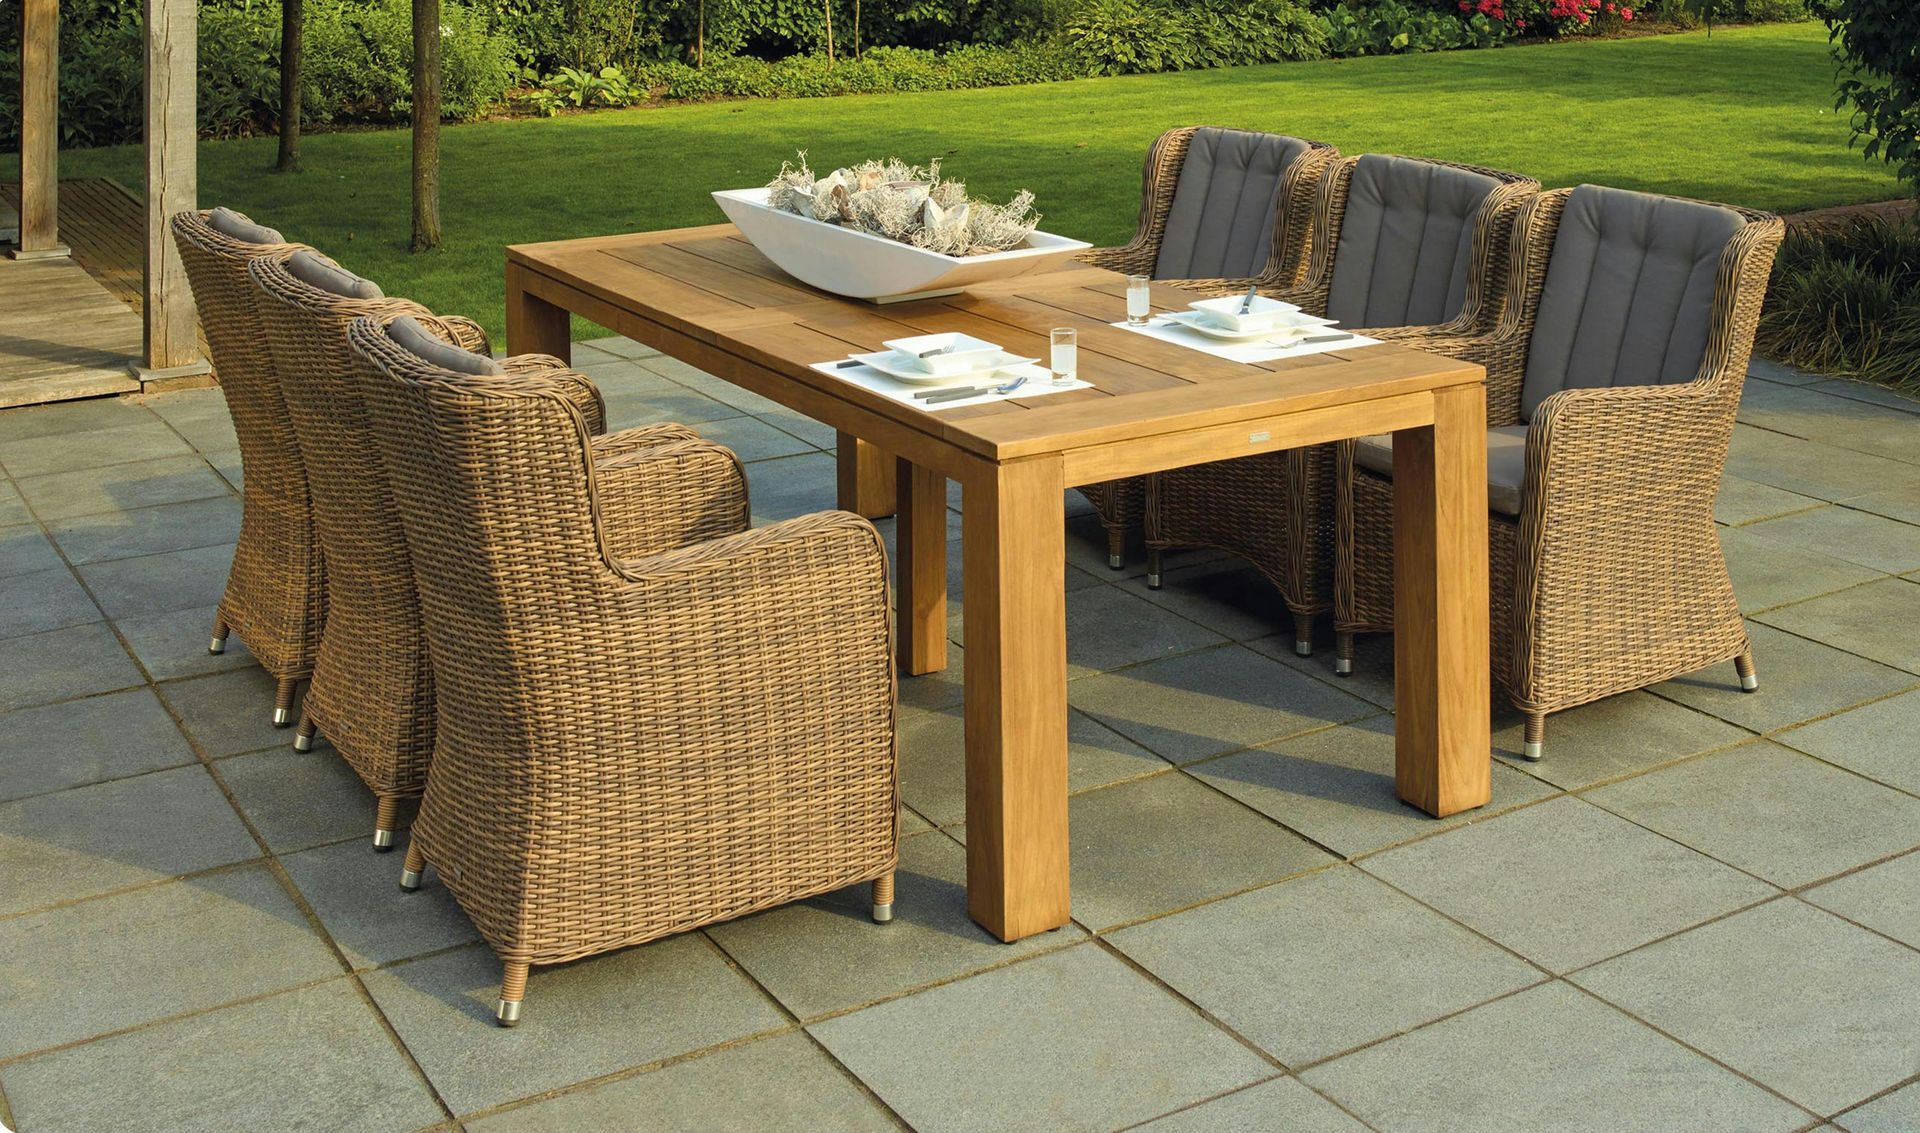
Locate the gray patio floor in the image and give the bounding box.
[2,344,1918,1132]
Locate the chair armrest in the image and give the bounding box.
[594,438,749,560]
[497,355,607,436]
[412,313,491,356]
[590,423,701,458]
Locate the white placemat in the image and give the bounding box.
[1111,320,1382,365]
[809,360,1092,410]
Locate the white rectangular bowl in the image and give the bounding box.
[713,187,1092,304]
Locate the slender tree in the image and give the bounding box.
[824,0,834,63]
[276,0,302,171]
[411,0,442,251]
[697,0,706,67]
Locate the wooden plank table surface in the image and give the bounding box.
[507,225,1493,943]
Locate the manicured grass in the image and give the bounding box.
[13,22,1899,341]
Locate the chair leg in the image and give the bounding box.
[1334,631,1355,676]
[373,797,400,853]
[497,960,530,1027]
[1522,710,1547,762]
[1735,649,1759,693]
[1292,611,1314,658]
[292,713,319,753]
[271,676,298,728]
[1106,525,1125,571]
[208,616,229,656]
[872,872,895,924]
[398,840,426,891]
[1146,548,1164,590]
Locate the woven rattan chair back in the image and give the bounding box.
[170,210,322,725]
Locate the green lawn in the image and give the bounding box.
[14,21,1900,342]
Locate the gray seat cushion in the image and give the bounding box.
[287,251,384,300]
[1325,155,1502,331]
[206,206,284,246]
[1520,184,1743,420]
[387,316,503,377]
[1354,426,1530,516]
[1153,128,1312,281]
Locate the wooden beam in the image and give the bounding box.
[140,0,207,376]
[11,0,68,259]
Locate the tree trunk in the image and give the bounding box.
[854,0,860,59]
[697,0,705,68]
[410,0,442,251]
[276,0,302,171]
[824,0,834,64]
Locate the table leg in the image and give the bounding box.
[837,434,899,519]
[1391,383,1492,817]
[963,457,1070,942]
[896,458,948,676]
[505,261,570,363]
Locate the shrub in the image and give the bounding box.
[1325,0,1507,54]
[1065,0,1199,75]
[1759,218,1920,389]
[1739,0,1808,20]
[1066,0,1326,75]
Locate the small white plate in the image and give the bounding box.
[1159,310,1339,342]
[879,332,1004,377]
[1188,294,1303,333]
[849,349,1041,385]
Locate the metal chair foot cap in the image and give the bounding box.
[1740,674,1760,692]
[1146,572,1162,591]
[495,999,523,1027]
[1522,740,1545,762]
[372,828,395,852]
[271,707,292,727]
[1333,658,1353,676]
[1294,638,1313,657]
[1107,553,1124,570]
[208,637,226,655]
[292,734,313,753]
[399,869,422,892]
[872,902,894,924]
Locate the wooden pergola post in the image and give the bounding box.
[10,0,70,259]
[137,0,209,379]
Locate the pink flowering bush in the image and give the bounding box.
[1451,0,1635,34]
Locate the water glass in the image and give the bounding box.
[1049,327,1077,387]
[1126,275,1152,326]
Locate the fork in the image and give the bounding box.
[917,374,1028,405]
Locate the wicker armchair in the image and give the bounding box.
[1144,155,1540,656]
[1077,126,1340,569]
[249,253,650,852]
[1334,185,1785,760]
[346,314,899,1027]
[170,209,322,726]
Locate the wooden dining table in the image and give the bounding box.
[505,224,1493,944]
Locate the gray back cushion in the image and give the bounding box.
[207,206,284,246]
[1153,128,1311,281]
[287,251,385,300]
[1325,155,1501,331]
[388,316,504,377]
[1521,184,1742,420]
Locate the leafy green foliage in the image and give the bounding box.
[1065,0,1326,76]
[1822,0,1920,200]
[1760,217,1920,389]
[1323,0,1508,54]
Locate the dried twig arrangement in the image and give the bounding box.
[766,153,1040,256]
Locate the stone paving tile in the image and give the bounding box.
[0,688,195,802]
[0,764,260,916]
[0,980,443,1133]
[1775,689,1920,796]
[1071,644,1373,765]
[1490,691,1750,788]
[1801,851,1920,952]
[1111,866,1541,1067]
[1587,743,1920,889]
[1736,380,1913,441]
[0,865,338,1060]
[1362,797,1776,973]
[142,394,238,454]
[44,495,240,565]
[1718,526,1885,612]
[0,419,197,478]
[1822,417,1920,467]
[811,944,1272,1133]
[280,835,479,969]
[205,447,244,492]
[581,334,659,360]
[0,479,26,526]
[1737,505,1920,576]
[1574,898,1920,1116]
[1300,981,1809,1133]
[0,397,157,443]
[465,1031,897,1133]
[1193,716,1556,858]
[1133,1077,1371,1132]
[1757,577,1920,675]
[1120,559,1295,642]
[77,542,235,618]
[657,366,792,417]
[744,452,839,523]
[0,523,64,579]
[754,407,837,449]
[1850,483,1920,527]
[0,566,100,639]
[691,413,818,463]
[1062,585,1227,678]
[12,453,233,520]
[1727,427,1920,504]
[1261,628,1397,709]
[217,745,386,854]
[159,667,300,757]
[1748,358,1823,387]
[1067,772,1336,931]
[0,621,142,711]
[112,603,257,680]
[1836,1082,1920,1133]
[1653,623,1917,734]
[599,385,740,433]
[898,703,1161,827]
[1805,377,1920,412]
[710,830,1085,1020]
[362,937,787,1116]
[1715,474,1824,527]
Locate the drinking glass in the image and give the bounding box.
[1126,275,1152,326]
[1049,327,1077,387]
